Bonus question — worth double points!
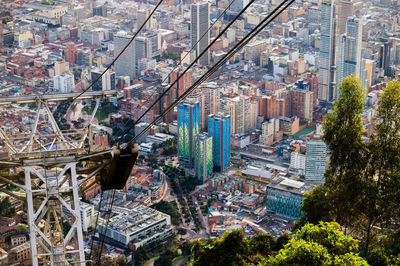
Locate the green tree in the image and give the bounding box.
[265,239,332,266]
[249,233,276,256]
[275,232,292,251]
[192,230,250,266]
[322,76,366,229]
[0,197,16,218]
[134,246,150,266]
[116,254,127,266]
[363,81,400,255]
[264,222,368,266]
[301,184,332,224]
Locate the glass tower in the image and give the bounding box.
[305,138,327,182]
[318,0,336,102]
[194,133,213,183]
[208,113,231,171]
[178,100,200,167]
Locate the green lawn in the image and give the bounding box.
[293,127,315,137]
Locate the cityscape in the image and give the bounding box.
[0,0,399,265]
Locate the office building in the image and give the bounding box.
[336,17,362,88]
[91,68,116,91]
[336,0,354,36]
[54,73,74,93]
[191,2,210,65]
[97,205,173,249]
[137,9,154,29]
[305,138,327,182]
[194,133,213,183]
[93,5,107,17]
[201,84,220,130]
[267,177,314,219]
[178,100,200,167]
[209,113,231,171]
[114,32,136,79]
[318,0,336,102]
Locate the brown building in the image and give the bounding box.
[8,242,30,264]
[304,73,319,106]
[282,87,313,121]
[0,247,7,265]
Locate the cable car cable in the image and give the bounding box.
[111,0,240,144]
[117,0,259,143]
[130,0,295,144]
[71,0,165,102]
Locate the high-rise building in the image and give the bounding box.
[282,85,314,121]
[208,113,231,171]
[379,40,392,76]
[336,17,362,89]
[137,9,154,29]
[202,84,220,130]
[336,0,354,36]
[194,133,213,183]
[361,59,376,89]
[54,73,75,93]
[54,61,69,76]
[318,0,336,102]
[191,2,210,65]
[178,100,200,167]
[305,138,327,182]
[91,68,116,91]
[93,5,107,17]
[114,32,136,79]
[260,118,280,146]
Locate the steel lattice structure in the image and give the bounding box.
[0,91,117,265]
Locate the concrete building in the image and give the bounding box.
[194,133,213,183]
[209,113,231,171]
[337,17,363,89]
[137,9,154,29]
[318,0,336,102]
[202,84,220,130]
[290,152,306,174]
[305,138,327,182]
[97,205,173,249]
[91,68,116,91]
[54,73,74,93]
[191,2,210,65]
[260,118,280,146]
[178,100,200,167]
[283,85,314,121]
[114,32,136,79]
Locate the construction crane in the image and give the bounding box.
[0,90,138,266]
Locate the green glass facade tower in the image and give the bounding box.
[178,100,200,167]
[194,133,213,183]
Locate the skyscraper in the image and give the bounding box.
[305,138,327,182]
[178,100,200,167]
[91,69,116,91]
[337,17,362,88]
[137,9,154,29]
[191,2,210,65]
[194,133,213,183]
[114,32,136,79]
[336,0,354,36]
[209,113,231,171]
[318,0,336,102]
[202,84,220,130]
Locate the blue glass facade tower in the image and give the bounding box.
[178,100,200,167]
[208,113,231,171]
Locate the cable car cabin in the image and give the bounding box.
[99,143,139,190]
